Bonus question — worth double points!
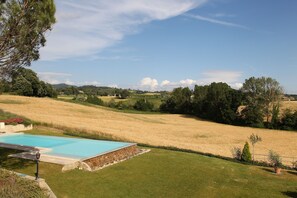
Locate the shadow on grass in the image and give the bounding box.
[260,167,275,173]
[287,171,297,176]
[0,148,34,170]
[282,191,297,198]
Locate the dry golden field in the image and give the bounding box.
[1,95,297,164]
[281,101,297,113]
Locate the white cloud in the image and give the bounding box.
[184,14,248,29]
[37,72,73,84]
[232,82,243,89]
[180,79,197,86]
[161,80,171,86]
[108,84,118,88]
[143,71,243,91]
[140,77,158,90]
[40,0,207,61]
[65,80,75,85]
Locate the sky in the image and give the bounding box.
[32,0,297,93]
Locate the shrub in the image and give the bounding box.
[292,161,297,171]
[107,99,116,108]
[241,142,252,162]
[268,150,282,168]
[133,99,154,111]
[72,94,85,102]
[249,133,262,161]
[85,95,103,105]
[0,169,47,198]
[0,118,24,125]
[231,147,242,160]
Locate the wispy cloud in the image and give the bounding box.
[184,13,248,29]
[40,0,207,61]
[209,13,236,18]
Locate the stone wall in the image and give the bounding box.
[0,123,33,133]
[83,145,140,171]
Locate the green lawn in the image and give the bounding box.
[1,146,297,198]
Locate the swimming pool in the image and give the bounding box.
[0,133,134,160]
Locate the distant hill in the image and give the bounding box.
[52,83,77,89]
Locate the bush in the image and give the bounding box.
[0,118,24,125]
[133,99,154,111]
[85,95,103,105]
[72,94,86,102]
[107,99,117,108]
[292,161,297,171]
[0,169,47,198]
[231,147,242,160]
[241,142,252,162]
[268,150,282,168]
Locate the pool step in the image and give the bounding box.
[40,154,79,165]
[9,152,79,165]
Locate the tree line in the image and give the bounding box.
[160,77,297,131]
[0,68,57,98]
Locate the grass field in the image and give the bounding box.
[1,126,297,198]
[1,95,297,165]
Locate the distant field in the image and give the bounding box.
[281,101,297,113]
[58,94,163,109]
[99,94,162,109]
[1,95,297,165]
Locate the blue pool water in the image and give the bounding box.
[0,133,133,160]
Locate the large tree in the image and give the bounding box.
[241,77,283,125]
[193,83,242,124]
[0,0,55,73]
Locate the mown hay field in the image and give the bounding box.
[1,95,297,164]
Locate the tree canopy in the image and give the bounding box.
[241,77,283,126]
[0,0,56,73]
[5,68,57,97]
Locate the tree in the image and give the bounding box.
[241,142,252,162]
[12,75,32,96]
[280,109,297,131]
[248,133,262,162]
[119,89,130,99]
[134,99,154,111]
[192,83,242,124]
[8,68,56,97]
[241,77,283,124]
[0,0,56,73]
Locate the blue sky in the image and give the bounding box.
[32,0,297,93]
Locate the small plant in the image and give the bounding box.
[249,133,262,161]
[231,147,242,160]
[292,161,297,171]
[241,142,252,162]
[268,150,282,174]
